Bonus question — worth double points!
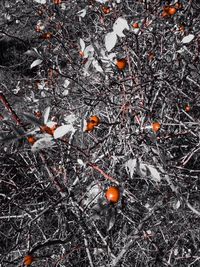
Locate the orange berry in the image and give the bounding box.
[168,7,177,15]
[185,105,191,112]
[85,122,95,132]
[102,6,111,14]
[116,58,127,71]
[152,122,161,133]
[27,136,36,145]
[23,255,34,266]
[105,186,120,203]
[132,22,139,28]
[88,115,100,126]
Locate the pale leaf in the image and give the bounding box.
[80,38,85,52]
[125,158,137,178]
[31,137,54,152]
[92,59,103,72]
[105,31,117,52]
[43,106,50,124]
[63,79,70,88]
[53,125,75,139]
[95,0,108,3]
[146,165,161,182]
[34,0,46,3]
[30,59,43,69]
[77,8,87,17]
[113,17,129,37]
[181,34,195,44]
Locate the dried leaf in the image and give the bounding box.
[105,31,117,52]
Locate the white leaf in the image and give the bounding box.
[95,0,108,3]
[77,159,86,167]
[63,79,70,88]
[34,0,46,3]
[30,59,42,69]
[53,125,75,139]
[92,59,103,72]
[43,106,50,124]
[125,159,137,178]
[181,34,195,44]
[62,89,69,96]
[105,31,117,52]
[173,199,181,210]
[113,17,129,37]
[80,38,85,52]
[31,137,54,152]
[146,165,161,182]
[77,8,87,17]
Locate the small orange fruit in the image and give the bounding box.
[88,115,100,126]
[152,122,161,133]
[116,59,127,71]
[102,6,111,14]
[185,105,191,112]
[23,255,34,266]
[105,186,120,203]
[132,22,139,28]
[85,122,95,132]
[27,136,36,145]
[168,7,177,15]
